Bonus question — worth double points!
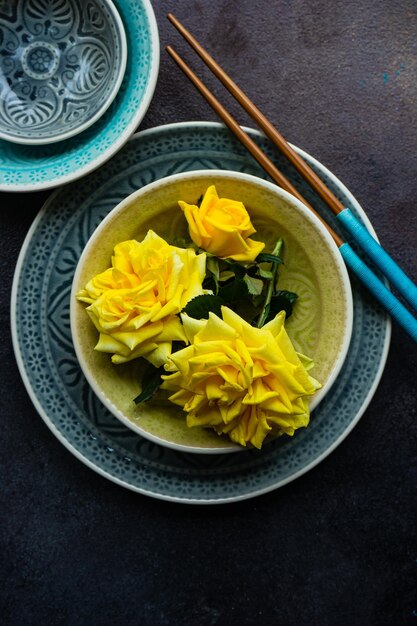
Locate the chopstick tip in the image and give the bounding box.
[165,45,177,60]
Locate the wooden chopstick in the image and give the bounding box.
[167,13,417,318]
[166,40,417,342]
[166,45,343,248]
[167,12,344,217]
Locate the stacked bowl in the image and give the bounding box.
[0,0,159,191]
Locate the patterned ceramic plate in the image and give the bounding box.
[0,0,158,191]
[11,122,391,504]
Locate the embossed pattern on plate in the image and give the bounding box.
[11,123,391,503]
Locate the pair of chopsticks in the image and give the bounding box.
[166,13,417,343]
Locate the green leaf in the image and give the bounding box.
[205,256,220,293]
[221,260,247,278]
[266,291,299,321]
[206,256,220,281]
[218,270,235,282]
[202,275,217,293]
[243,274,264,296]
[258,268,273,280]
[182,294,224,319]
[134,363,164,404]
[246,264,259,277]
[256,253,283,265]
[218,278,250,304]
[275,289,298,304]
[252,294,265,308]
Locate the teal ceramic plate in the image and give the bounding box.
[0,0,158,191]
[11,122,391,504]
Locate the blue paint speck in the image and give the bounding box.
[383,72,389,84]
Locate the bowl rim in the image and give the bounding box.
[0,0,128,146]
[70,168,354,454]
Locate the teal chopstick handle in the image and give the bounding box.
[339,242,417,342]
[337,208,417,310]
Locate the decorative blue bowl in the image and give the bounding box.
[0,0,127,145]
[0,0,158,191]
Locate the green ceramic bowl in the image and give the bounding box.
[70,170,353,453]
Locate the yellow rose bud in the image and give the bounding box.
[77,231,208,366]
[179,185,265,263]
[161,307,321,449]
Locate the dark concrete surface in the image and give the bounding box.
[1,1,417,624]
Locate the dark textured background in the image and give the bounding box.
[1,1,417,624]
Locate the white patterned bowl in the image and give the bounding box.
[0,0,127,145]
[71,170,354,454]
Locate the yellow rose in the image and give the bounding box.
[77,231,208,367]
[178,185,265,263]
[161,307,321,449]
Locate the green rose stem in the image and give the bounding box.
[256,238,283,328]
